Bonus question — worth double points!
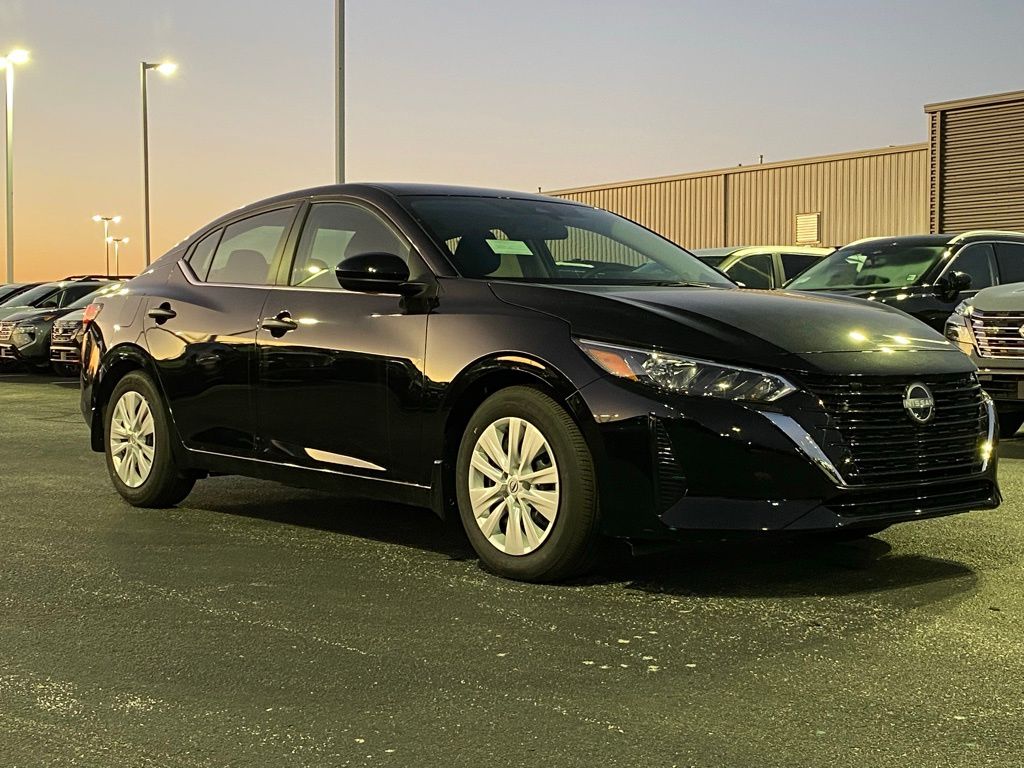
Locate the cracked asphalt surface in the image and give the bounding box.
[1,373,1023,767]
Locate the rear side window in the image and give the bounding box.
[726,253,773,288]
[206,208,295,285]
[996,243,1024,284]
[781,252,820,281]
[187,229,223,281]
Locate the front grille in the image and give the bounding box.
[970,310,1024,358]
[51,322,81,344]
[800,372,987,485]
[827,480,996,518]
[0,320,14,342]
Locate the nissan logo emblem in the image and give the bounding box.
[903,382,935,424]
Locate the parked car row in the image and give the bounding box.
[0,276,127,375]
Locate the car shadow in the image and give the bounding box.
[590,535,977,600]
[188,482,975,600]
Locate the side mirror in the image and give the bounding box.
[936,270,972,301]
[335,253,418,295]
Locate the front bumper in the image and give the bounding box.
[49,344,81,365]
[574,375,1000,539]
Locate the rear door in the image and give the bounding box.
[256,200,429,484]
[144,205,298,457]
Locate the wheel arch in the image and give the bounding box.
[432,353,598,519]
[88,344,165,452]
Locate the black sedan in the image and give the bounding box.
[787,231,1024,330]
[81,184,999,581]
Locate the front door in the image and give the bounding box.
[256,201,429,484]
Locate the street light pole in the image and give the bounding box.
[1,49,29,283]
[335,0,345,183]
[93,215,121,275]
[107,236,129,276]
[140,61,176,268]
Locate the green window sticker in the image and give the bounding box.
[487,239,533,256]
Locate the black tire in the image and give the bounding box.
[998,411,1024,439]
[455,386,600,582]
[105,371,195,508]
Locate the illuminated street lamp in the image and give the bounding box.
[92,214,122,275]
[106,236,130,276]
[1,48,30,282]
[140,60,177,268]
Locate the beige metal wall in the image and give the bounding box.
[550,144,929,248]
[927,90,1024,233]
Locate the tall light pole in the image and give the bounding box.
[106,236,129,276]
[140,60,176,268]
[92,214,121,275]
[335,0,345,183]
[1,48,29,283]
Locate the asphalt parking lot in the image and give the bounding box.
[1,374,1023,767]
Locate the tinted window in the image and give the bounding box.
[726,253,773,288]
[996,242,1024,284]
[950,243,996,291]
[405,196,732,287]
[290,203,409,288]
[781,252,820,280]
[207,208,294,285]
[187,229,223,281]
[68,283,124,309]
[58,284,104,307]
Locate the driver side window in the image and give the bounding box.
[290,203,409,289]
[950,243,996,291]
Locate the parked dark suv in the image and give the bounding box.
[0,279,117,367]
[81,184,999,581]
[787,231,1024,330]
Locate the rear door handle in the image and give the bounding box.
[261,312,299,335]
[147,303,176,323]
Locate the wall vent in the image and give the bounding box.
[795,212,821,244]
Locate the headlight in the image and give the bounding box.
[576,339,796,402]
[12,324,37,347]
[951,301,972,317]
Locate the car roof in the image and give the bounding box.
[841,231,1024,250]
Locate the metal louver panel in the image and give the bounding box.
[795,212,820,243]
[937,99,1024,232]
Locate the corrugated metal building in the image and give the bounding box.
[549,89,1024,248]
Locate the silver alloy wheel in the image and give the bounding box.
[109,390,156,489]
[468,416,560,556]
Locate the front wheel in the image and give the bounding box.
[105,371,195,507]
[455,386,600,582]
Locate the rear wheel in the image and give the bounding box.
[455,386,600,582]
[105,371,195,507]
[998,411,1024,439]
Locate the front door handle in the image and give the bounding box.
[261,312,299,336]
[147,303,176,323]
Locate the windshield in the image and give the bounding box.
[0,282,58,307]
[404,196,734,287]
[787,242,947,291]
[68,283,123,309]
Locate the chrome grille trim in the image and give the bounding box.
[970,310,1024,358]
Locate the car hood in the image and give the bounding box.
[0,306,73,324]
[490,283,969,375]
[965,283,1024,312]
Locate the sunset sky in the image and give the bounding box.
[2,0,1023,281]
